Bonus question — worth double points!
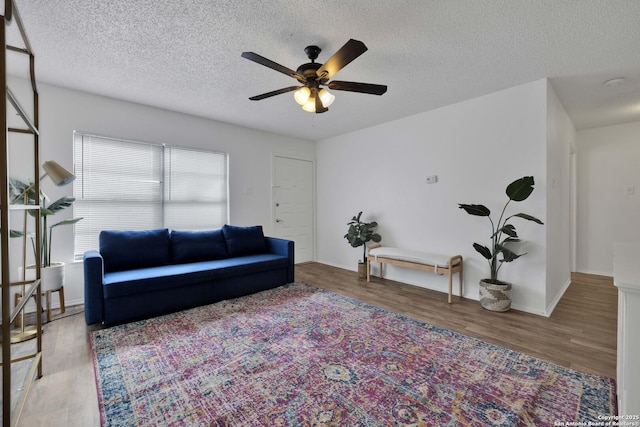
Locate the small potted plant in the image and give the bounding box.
[9,177,83,292]
[459,176,543,311]
[344,211,381,278]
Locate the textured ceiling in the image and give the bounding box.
[6,0,640,141]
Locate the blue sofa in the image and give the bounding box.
[84,225,294,325]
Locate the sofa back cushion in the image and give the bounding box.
[100,228,171,273]
[170,229,228,263]
[222,224,267,257]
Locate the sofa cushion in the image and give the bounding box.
[102,254,289,299]
[170,229,228,263]
[222,224,267,256]
[100,228,171,273]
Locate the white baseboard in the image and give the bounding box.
[310,261,470,300]
[509,301,548,316]
[19,298,83,314]
[543,277,572,317]
[313,259,356,273]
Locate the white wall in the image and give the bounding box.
[317,79,550,315]
[8,77,587,317]
[576,121,640,275]
[545,81,575,312]
[10,80,315,308]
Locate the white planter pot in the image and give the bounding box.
[19,262,65,292]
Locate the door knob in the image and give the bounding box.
[275,218,283,223]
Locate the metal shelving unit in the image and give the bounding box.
[1,1,43,425]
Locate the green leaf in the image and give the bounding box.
[498,224,518,238]
[473,243,492,260]
[50,217,83,229]
[45,196,76,214]
[499,245,524,262]
[6,229,24,238]
[9,177,37,204]
[345,212,381,249]
[506,176,535,202]
[459,204,490,217]
[503,237,521,243]
[511,212,544,225]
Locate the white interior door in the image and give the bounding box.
[273,156,314,263]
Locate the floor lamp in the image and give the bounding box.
[12,160,75,343]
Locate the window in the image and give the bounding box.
[73,132,228,257]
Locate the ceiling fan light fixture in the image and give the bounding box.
[300,89,335,112]
[243,39,386,113]
[318,89,335,107]
[302,97,317,112]
[294,86,311,105]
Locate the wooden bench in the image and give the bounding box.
[366,244,463,303]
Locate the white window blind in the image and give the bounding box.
[73,132,228,257]
[164,146,228,230]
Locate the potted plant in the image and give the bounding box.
[458,176,543,311]
[344,211,381,278]
[9,177,83,292]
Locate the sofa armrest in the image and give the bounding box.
[84,250,105,325]
[265,237,294,283]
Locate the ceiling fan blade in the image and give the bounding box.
[316,39,368,80]
[249,86,301,101]
[241,52,306,83]
[327,80,387,95]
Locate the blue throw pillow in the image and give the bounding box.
[222,224,267,256]
[100,228,171,272]
[170,229,228,263]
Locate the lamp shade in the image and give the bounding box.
[42,160,76,186]
[294,87,311,106]
[302,97,317,112]
[318,89,335,107]
[300,89,335,112]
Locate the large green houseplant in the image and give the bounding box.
[9,177,82,291]
[344,211,381,277]
[459,176,543,311]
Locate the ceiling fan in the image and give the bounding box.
[241,39,387,113]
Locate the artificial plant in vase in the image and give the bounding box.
[9,177,82,291]
[458,176,543,311]
[344,211,381,278]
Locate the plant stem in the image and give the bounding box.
[42,209,48,267]
[492,199,512,282]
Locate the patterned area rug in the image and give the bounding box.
[91,283,617,427]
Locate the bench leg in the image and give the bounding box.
[448,272,453,304]
[368,261,385,282]
[459,263,463,299]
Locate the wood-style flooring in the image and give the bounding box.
[16,263,617,427]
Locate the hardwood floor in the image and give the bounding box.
[16,263,617,426]
[16,310,101,427]
[296,265,617,378]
